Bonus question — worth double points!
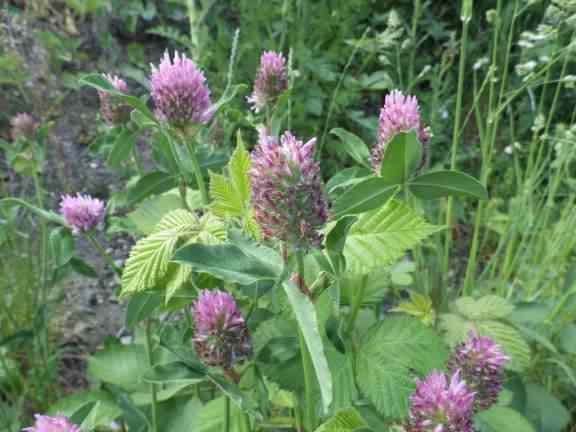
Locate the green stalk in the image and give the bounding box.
[145,319,159,432]
[407,0,423,91]
[225,395,231,432]
[441,0,472,293]
[185,138,209,206]
[346,274,367,335]
[85,232,122,276]
[295,250,315,431]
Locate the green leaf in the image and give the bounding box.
[107,128,136,170]
[209,132,258,237]
[326,347,359,413]
[315,408,368,432]
[70,257,98,278]
[120,209,225,297]
[326,216,358,255]
[173,243,279,285]
[127,172,178,206]
[283,280,333,414]
[454,296,514,320]
[125,292,162,329]
[343,200,443,273]
[48,391,121,430]
[143,361,206,385]
[330,128,371,168]
[559,323,576,354]
[525,383,570,432]
[49,227,74,267]
[379,131,422,184]
[87,345,148,392]
[331,177,399,219]
[408,170,489,200]
[475,406,535,432]
[356,316,448,418]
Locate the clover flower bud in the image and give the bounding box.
[23,414,81,432]
[10,113,38,141]
[60,193,105,234]
[248,51,288,113]
[98,74,130,127]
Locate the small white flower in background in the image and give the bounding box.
[516,61,537,76]
[473,57,490,71]
[563,75,576,89]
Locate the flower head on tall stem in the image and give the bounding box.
[10,113,38,141]
[60,193,105,234]
[250,128,329,250]
[98,74,130,127]
[23,414,81,432]
[371,90,430,172]
[404,370,475,432]
[192,290,252,370]
[447,332,509,412]
[248,51,288,113]
[150,51,212,127]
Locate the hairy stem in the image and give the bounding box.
[145,319,159,432]
[85,232,122,276]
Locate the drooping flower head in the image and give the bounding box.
[23,414,81,432]
[248,51,288,113]
[371,90,430,172]
[150,51,212,127]
[10,113,38,141]
[404,370,475,432]
[98,74,130,127]
[447,332,510,412]
[192,290,252,369]
[250,128,329,249]
[60,193,105,234]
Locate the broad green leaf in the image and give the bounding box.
[107,128,136,170]
[173,243,279,285]
[143,361,206,385]
[330,128,371,168]
[70,257,98,278]
[283,280,333,414]
[331,177,399,219]
[343,200,443,273]
[525,383,570,432]
[408,170,489,200]
[315,408,368,432]
[356,316,448,418]
[475,406,535,432]
[326,216,358,255]
[190,397,244,432]
[121,209,225,297]
[127,172,178,206]
[454,295,514,320]
[559,323,576,354]
[379,131,422,184]
[48,391,121,430]
[325,347,359,413]
[125,292,162,329]
[87,345,148,393]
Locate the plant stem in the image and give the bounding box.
[184,138,209,206]
[407,0,423,91]
[441,2,471,297]
[85,232,122,276]
[346,274,367,336]
[145,319,159,432]
[295,250,315,431]
[225,395,231,432]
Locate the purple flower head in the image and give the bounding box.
[404,370,475,432]
[447,332,510,412]
[10,113,38,141]
[371,90,430,172]
[150,51,212,127]
[250,128,329,249]
[248,51,288,113]
[23,414,81,432]
[192,290,251,369]
[60,193,105,234]
[98,74,130,127]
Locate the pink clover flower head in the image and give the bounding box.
[60,193,105,233]
[371,90,430,172]
[248,51,288,113]
[405,370,475,432]
[23,414,81,432]
[192,290,251,369]
[10,113,38,141]
[150,51,212,127]
[447,331,510,411]
[250,128,329,249]
[98,74,130,127]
